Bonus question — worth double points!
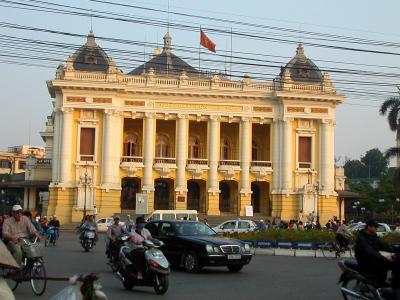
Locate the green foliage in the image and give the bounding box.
[344,148,388,179]
[229,229,336,242]
[344,160,367,179]
[361,148,389,178]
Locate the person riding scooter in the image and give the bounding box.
[354,219,394,288]
[79,215,97,242]
[129,216,152,279]
[106,216,127,261]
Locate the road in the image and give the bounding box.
[13,232,343,300]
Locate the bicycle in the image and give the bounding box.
[4,237,47,296]
[321,240,353,259]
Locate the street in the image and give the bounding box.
[12,232,343,300]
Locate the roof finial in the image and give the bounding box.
[296,44,305,56]
[86,30,96,47]
[163,31,172,52]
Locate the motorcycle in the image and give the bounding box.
[107,235,129,272]
[80,226,97,252]
[338,260,394,300]
[45,226,57,247]
[116,239,170,295]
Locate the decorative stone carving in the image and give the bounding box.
[186,163,209,180]
[250,166,273,181]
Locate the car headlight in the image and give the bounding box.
[206,244,214,254]
[213,246,221,253]
[244,243,250,252]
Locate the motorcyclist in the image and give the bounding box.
[48,215,61,240]
[2,205,40,268]
[106,216,127,259]
[354,219,394,288]
[129,216,152,279]
[79,215,97,242]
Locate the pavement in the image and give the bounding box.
[13,232,344,300]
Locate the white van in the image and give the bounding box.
[147,210,198,221]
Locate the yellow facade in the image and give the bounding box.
[44,32,345,224]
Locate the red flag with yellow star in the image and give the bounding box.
[200,30,216,53]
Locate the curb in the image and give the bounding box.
[253,248,352,258]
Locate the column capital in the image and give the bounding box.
[241,116,252,123]
[60,107,74,113]
[104,109,122,117]
[321,118,335,126]
[283,117,294,123]
[145,112,156,119]
[209,115,220,121]
[177,113,188,119]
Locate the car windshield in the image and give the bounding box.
[175,222,216,236]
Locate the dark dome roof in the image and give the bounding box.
[70,31,113,72]
[279,44,323,83]
[128,32,200,77]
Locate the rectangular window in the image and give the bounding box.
[0,159,10,168]
[18,161,26,169]
[80,128,95,161]
[298,136,312,169]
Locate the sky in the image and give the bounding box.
[0,0,399,165]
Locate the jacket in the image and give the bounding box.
[354,229,393,286]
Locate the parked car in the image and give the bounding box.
[145,220,252,273]
[348,222,391,237]
[147,210,198,221]
[96,217,125,233]
[212,219,258,234]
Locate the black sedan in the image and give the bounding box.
[145,220,252,273]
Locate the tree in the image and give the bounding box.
[360,148,389,178]
[380,92,400,167]
[344,159,367,179]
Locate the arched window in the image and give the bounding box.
[188,136,200,158]
[252,140,259,161]
[220,139,229,160]
[156,134,170,157]
[124,134,140,156]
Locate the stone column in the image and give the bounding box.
[143,113,156,193]
[102,110,123,187]
[51,108,61,183]
[239,117,252,215]
[282,118,293,194]
[320,119,335,193]
[271,118,281,192]
[175,115,188,202]
[240,117,251,193]
[59,107,74,185]
[207,115,220,215]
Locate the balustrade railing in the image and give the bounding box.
[251,161,272,168]
[187,158,208,165]
[154,157,176,164]
[219,160,240,166]
[61,71,330,94]
[121,156,143,163]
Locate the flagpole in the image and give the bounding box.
[199,26,201,78]
[230,27,233,80]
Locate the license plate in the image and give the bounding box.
[227,254,241,260]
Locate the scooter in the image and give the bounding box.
[116,239,170,295]
[45,226,57,246]
[338,260,394,300]
[80,226,97,252]
[107,235,129,272]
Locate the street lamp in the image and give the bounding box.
[313,180,323,220]
[79,165,92,220]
